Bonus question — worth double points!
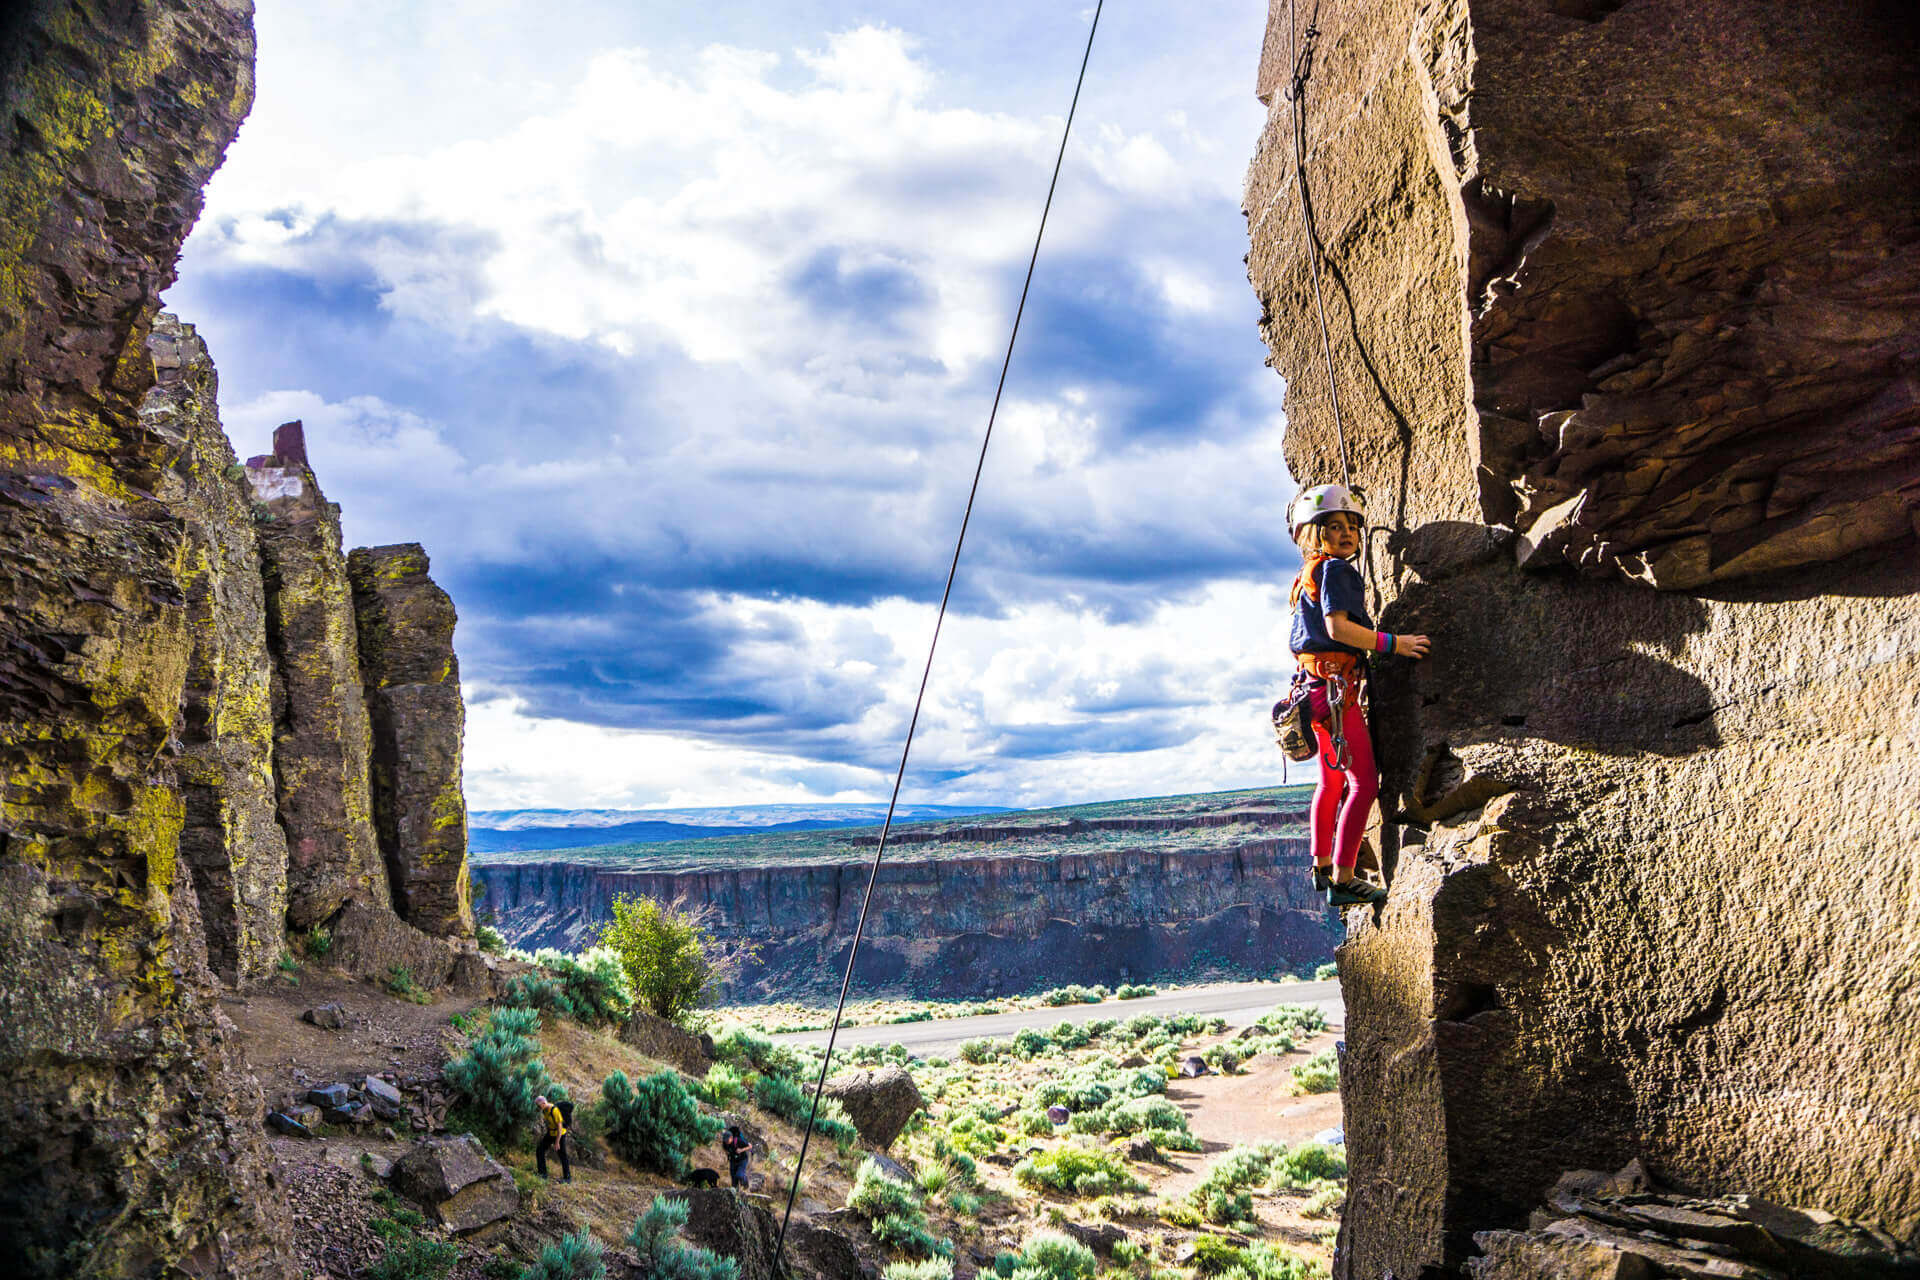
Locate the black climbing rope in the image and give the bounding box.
[771,4,1104,1267]
[1285,0,1355,496]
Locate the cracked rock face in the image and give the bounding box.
[1243,0,1919,1276]
[0,2,293,1275]
[349,543,474,937]
[150,314,291,987]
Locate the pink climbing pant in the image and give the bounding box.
[1308,685,1378,871]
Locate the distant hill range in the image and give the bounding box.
[468,803,1012,854]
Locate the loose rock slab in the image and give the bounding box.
[390,1135,518,1234]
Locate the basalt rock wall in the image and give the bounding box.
[0,2,480,1271]
[1243,1,1919,1276]
[474,838,1340,996]
[0,2,292,1274]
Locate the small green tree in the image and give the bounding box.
[596,896,742,1022]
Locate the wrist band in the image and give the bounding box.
[1376,632,1394,654]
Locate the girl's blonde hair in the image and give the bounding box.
[1293,519,1334,555]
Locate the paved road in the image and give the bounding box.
[772,980,1343,1057]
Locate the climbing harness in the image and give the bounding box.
[1289,552,1368,772]
[771,5,1104,1270]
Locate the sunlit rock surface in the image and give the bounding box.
[1243,0,1919,1275]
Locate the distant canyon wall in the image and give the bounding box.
[0,3,480,1273]
[475,836,1340,997]
[1243,0,1918,1276]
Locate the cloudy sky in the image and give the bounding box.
[163,0,1309,812]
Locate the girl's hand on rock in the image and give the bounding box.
[1396,633,1431,659]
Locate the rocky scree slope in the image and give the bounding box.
[1243,0,1918,1276]
[0,4,481,1274]
[476,803,1342,997]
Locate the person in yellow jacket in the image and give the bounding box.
[535,1094,571,1182]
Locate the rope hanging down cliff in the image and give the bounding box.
[1284,0,1356,499]
[772,4,1106,1268]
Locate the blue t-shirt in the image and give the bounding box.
[1289,557,1373,656]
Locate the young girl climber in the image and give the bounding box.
[1287,484,1430,906]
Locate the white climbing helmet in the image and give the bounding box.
[1288,483,1367,538]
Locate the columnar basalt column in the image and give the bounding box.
[349,542,475,937]
[249,421,393,928]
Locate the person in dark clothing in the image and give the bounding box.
[535,1094,571,1182]
[721,1126,752,1188]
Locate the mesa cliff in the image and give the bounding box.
[475,814,1339,998]
[0,4,480,1273]
[1243,0,1918,1276]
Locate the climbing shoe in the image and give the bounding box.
[1329,878,1387,907]
[1312,866,1333,897]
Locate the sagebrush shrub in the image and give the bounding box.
[1015,1233,1097,1280]
[1256,1004,1327,1036]
[1210,1241,1318,1280]
[847,1159,951,1258]
[532,947,631,1026]
[692,1063,746,1109]
[628,1197,740,1280]
[500,972,568,1019]
[1049,1021,1092,1050]
[882,1259,954,1280]
[1303,1181,1344,1218]
[1142,1125,1202,1153]
[847,1158,921,1221]
[600,1070,721,1175]
[712,1027,801,1080]
[1290,1050,1339,1095]
[1115,983,1155,999]
[444,1006,553,1143]
[1270,1141,1346,1187]
[1314,961,1338,981]
[1071,1095,1187,1137]
[753,1069,805,1119]
[1200,1187,1254,1225]
[1191,1236,1246,1276]
[958,1038,999,1064]
[368,1204,457,1280]
[1193,1143,1284,1202]
[517,1230,605,1280]
[1012,1146,1144,1196]
[1012,1028,1051,1059]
